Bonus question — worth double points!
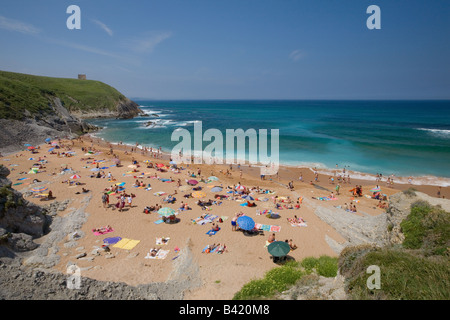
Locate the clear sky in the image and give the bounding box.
[1,0,449,100]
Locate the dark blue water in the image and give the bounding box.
[87,100,450,182]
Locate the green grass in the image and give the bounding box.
[401,200,450,256]
[343,248,450,300]
[340,201,450,300]
[233,256,339,300]
[0,70,127,120]
[300,255,339,277]
[232,260,304,300]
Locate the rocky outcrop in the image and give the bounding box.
[278,273,348,300]
[385,190,450,245]
[0,165,48,258]
[72,97,144,120]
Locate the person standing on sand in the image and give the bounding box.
[335,184,340,195]
[102,193,109,209]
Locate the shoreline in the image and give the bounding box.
[82,132,450,194]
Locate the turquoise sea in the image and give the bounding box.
[87,100,450,185]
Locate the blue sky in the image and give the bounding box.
[1,0,449,100]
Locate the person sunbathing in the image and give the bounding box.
[287,239,297,250]
[216,244,226,253]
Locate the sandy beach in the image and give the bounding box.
[3,135,449,300]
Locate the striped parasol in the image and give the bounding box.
[158,207,176,217]
[31,186,48,193]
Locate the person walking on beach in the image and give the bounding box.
[102,193,109,210]
[335,184,340,195]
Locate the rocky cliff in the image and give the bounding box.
[0,70,145,154]
[0,165,48,258]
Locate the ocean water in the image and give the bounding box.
[86,100,450,185]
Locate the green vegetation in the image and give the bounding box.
[339,201,449,300]
[401,200,450,256]
[341,248,450,300]
[300,255,339,277]
[0,184,20,212]
[232,256,339,300]
[0,70,127,120]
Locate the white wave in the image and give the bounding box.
[417,128,450,138]
[304,167,450,187]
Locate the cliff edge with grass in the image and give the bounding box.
[0,70,144,154]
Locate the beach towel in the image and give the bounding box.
[287,218,307,227]
[206,227,220,236]
[270,225,281,232]
[92,227,114,235]
[154,219,164,225]
[196,214,218,225]
[202,245,219,253]
[13,183,23,186]
[103,237,122,245]
[145,249,169,259]
[156,237,170,245]
[113,238,140,250]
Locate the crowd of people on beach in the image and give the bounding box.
[9,133,448,275]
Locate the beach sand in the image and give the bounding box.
[4,135,449,300]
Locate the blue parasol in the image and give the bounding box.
[237,216,255,231]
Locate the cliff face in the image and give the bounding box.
[72,97,143,119]
[0,165,48,257]
[0,70,145,154]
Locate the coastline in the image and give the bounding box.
[84,132,450,196]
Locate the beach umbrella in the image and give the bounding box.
[169,161,177,165]
[144,160,151,163]
[242,195,254,201]
[115,182,126,187]
[187,179,198,186]
[51,142,59,146]
[31,186,48,193]
[158,207,176,217]
[192,191,207,198]
[237,216,255,231]
[27,146,35,150]
[28,169,38,174]
[70,174,81,179]
[48,148,55,152]
[370,186,381,192]
[236,185,245,191]
[208,176,219,181]
[211,187,223,192]
[45,138,51,142]
[267,241,291,257]
[156,163,165,168]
